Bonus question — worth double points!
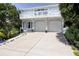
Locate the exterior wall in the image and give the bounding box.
[20,4,61,19]
[21,17,63,32]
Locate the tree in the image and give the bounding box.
[59,3,79,28]
[59,3,79,48]
[0,3,21,39]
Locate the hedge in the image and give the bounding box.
[65,26,79,48]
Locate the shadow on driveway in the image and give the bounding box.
[56,32,68,45]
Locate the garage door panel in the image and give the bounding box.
[48,21,62,32]
[35,21,46,32]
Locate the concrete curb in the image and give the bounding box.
[0,33,26,46]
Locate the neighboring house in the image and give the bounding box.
[20,4,63,32]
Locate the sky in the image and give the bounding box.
[14,3,52,9]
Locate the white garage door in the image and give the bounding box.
[35,20,46,32]
[48,21,62,32]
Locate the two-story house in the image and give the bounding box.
[20,4,63,32]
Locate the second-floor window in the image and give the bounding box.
[34,8,48,16]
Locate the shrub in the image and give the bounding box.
[65,26,75,44]
[0,27,20,39]
[73,49,79,56]
[0,28,5,33]
[71,45,77,50]
[71,45,79,56]
[65,26,79,48]
[9,28,19,38]
[74,41,79,48]
[0,32,6,39]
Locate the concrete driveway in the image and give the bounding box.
[0,32,74,56]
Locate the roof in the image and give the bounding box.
[19,4,59,11]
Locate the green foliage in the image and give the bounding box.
[71,45,79,56]
[71,45,77,50]
[65,26,79,47]
[65,26,75,44]
[9,28,19,38]
[59,3,79,50]
[0,27,20,39]
[59,4,79,28]
[10,28,19,36]
[73,48,79,56]
[0,32,6,39]
[0,28,5,33]
[0,3,21,40]
[0,28,7,39]
[0,3,21,29]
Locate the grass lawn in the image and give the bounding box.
[71,45,79,56]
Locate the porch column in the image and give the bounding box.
[61,18,64,33]
[45,18,48,32]
[32,19,35,31]
[22,20,27,32]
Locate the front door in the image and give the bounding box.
[27,22,32,31]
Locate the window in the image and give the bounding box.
[34,8,48,16]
